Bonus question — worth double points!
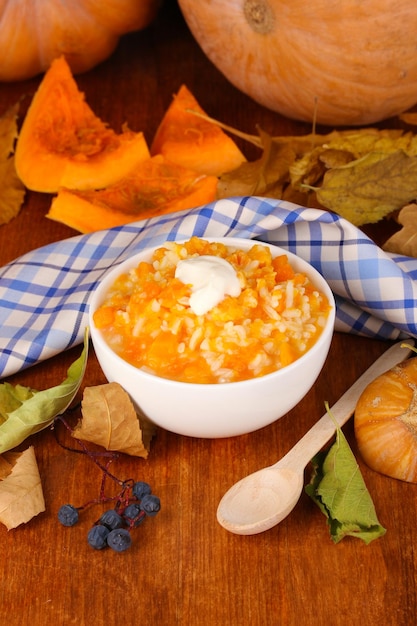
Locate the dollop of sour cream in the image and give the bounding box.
[175,255,242,315]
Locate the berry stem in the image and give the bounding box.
[55,415,124,486]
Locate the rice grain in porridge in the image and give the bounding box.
[93,237,331,384]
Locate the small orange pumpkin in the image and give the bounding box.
[15,56,150,193]
[354,356,417,483]
[178,0,417,126]
[0,0,161,81]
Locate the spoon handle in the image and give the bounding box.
[276,340,414,471]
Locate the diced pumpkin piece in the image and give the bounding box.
[273,255,296,281]
[47,155,218,233]
[279,342,298,367]
[15,56,150,193]
[151,84,246,176]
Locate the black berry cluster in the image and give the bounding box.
[54,414,160,554]
[58,480,161,553]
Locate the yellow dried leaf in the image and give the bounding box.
[0,103,19,160]
[275,128,413,156]
[383,204,417,257]
[315,151,417,226]
[0,102,26,225]
[319,148,355,169]
[289,147,355,192]
[289,130,417,190]
[0,158,27,224]
[73,382,155,457]
[289,148,328,189]
[0,446,45,530]
[217,129,295,199]
[319,129,417,157]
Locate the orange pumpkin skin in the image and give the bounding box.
[0,0,161,81]
[178,0,417,126]
[354,357,417,483]
[15,56,150,193]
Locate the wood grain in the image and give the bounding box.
[0,2,416,625]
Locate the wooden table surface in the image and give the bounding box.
[1,3,416,625]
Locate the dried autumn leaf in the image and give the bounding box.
[319,149,355,169]
[0,446,45,530]
[320,129,417,157]
[0,102,19,160]
[0,102,26,225]
[290,148,330,189]
[73,382,154,457]
[290,130,417,190]
[313,151,417,226]
[383,204,417,257]
[217,129,296,199]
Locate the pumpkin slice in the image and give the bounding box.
[15,56,150,193]
[46,155,218,233]
[151,84,246,176]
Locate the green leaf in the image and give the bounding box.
[0,383,38,424]
[305,411,386,544]
[0,328,89,453]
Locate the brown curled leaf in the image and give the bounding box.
[217,128,295,199]
[383,203,417,257]
[73,382,155,457]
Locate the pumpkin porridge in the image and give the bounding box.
[93,237,331,384]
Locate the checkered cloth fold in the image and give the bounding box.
[1,197,417,379]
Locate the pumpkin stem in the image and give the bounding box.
[243,0,275,34]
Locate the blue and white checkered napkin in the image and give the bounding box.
[1,196,417,379]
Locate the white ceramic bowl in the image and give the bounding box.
[89,237,335,438]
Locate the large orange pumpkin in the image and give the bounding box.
[0,0,161,81]
[178,0,417,126]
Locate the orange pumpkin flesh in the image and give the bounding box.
[354,357,417,483]
[47,155,218,233]
[0,0,161,81]
[151,85,246,176]
[178,0,417,126]
[15,56,150,193]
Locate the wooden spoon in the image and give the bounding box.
[217,340,414,535]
